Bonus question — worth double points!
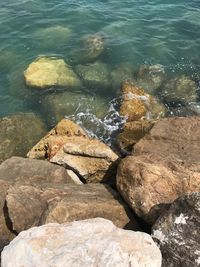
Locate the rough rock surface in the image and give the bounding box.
[28,119,118,184]
[27,119,87,159]
[50,136,119,183]
[82,33,105,60]
[0,113,46,163]
[136,64,165,94]
[159,75,197,104]
[152,193,200,267]
[76,61,110,89]
[117,116,200,224]
[1,218,162,267]
[0,157,139,251]
[110,63,134,90]
[24,57,81,89]
[117,120,157,154]
[119,81,165,121]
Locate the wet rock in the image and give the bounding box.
[75,61,110,89]
[159,75,197,105]
[33,25,71,49]
[1,218,161,267]
[117,116,200,224]
[24,57,81,89]
[110,63,134,91]
[119,81,165,121]
[0,113,47,163]
[27,119,87,159]
[117,120,157,154]
[41,90,109,126]
[50,136,119,183]
[152,193,200,267]
[82,33,105,60]
[136,64,165,94]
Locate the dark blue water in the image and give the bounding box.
[0,0,200,139]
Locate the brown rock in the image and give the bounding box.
[117,120,157,154]
[117,117,200,224]
[27,119,87,159]
[50,136,119,183]
[0,113,47,163]
[119,81,165,121]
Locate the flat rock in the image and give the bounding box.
[24,57,81,89]
[0,113,46,163]
[119,81,165,121]
[117,117,200,224]
[152,193,200,267]
[1,218,162,267]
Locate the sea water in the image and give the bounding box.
[0,0,199,141]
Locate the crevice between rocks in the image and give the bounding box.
[3,200,18,236]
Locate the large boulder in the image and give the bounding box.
[159,75,197,105]
[1,218,162,267]
[28,119,118,184]
[152,193,200,267]
[75,61,110,89]
[119,81,165,121]
[24,57,81,89]
[117,117,200,224]
[0,113,46,163]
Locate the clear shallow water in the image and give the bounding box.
[0,0,200,141]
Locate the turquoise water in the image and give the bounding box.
[0,0,200,140]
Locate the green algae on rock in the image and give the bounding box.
[24,57,82,89]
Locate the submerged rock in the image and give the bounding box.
[1,218,161,267]
[117,116,200,224]
[75,61,110,89]
[33,25,71,49]
[152,193,200,267]
[0,113,46,163]
[41,90,109,126]
[159,75,197,104]
[136,64,166,95]
[117,120,157,154]
[82,33,105,60]
[119,81,165,121]
[24,57,81,89]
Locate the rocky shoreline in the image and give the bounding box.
[0,42,200,266]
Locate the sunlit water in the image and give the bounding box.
[0,0,200,141]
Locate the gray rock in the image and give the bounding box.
[152,193,200,267]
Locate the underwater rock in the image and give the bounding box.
[24,57,81,89]
[33,25,71,49]
[152,192,200,267]
[159,75,197,105]
[27,119,87,160]
[75,61,110,90]
[135,64,166,95]
[82,33,105,60]
[0,51,21,73]
[41,90,109,126]
[0,113,47,163]
[117,116,200,224]
[110,63,135,91]
[119,81,165,121]
[117,120,157,154]
[1,218,161,267]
